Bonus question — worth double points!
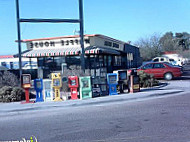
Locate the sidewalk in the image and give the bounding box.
[0,86,184,116]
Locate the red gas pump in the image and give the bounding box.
[21,74,34,104]
[68,76,79,100]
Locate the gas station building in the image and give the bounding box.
[21,34,141,79]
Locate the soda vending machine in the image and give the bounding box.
[68,76,79,100]
[107,73,118,95]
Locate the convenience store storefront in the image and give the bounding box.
[21,34,141,79]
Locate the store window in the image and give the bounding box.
[104,55,107,67]
[1,62,6,67]
[66,56,80,68]
[44,57,54,69]
[108,55,112,66]
[99,55,104,67]
[54,57,65,70]
[114,56,122,66]
[10,62,13,69]
[38,57,44,67]
[89,55,96,69]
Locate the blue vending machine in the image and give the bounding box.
[107,73,118,95]
[34,79,44,102]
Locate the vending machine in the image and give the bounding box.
[43,79,54,102]
[79,76,92,99]
[68,76,79,100]
[91,76,101,98]
[91,76,108,97]
[21,74,34,104]
[113,70,128,93]
[34,78,44,102]
[128,69,140,93]
[51,73,62,101]
[107,73,118,95]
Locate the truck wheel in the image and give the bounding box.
[164,72,173,80]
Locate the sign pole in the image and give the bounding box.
[15,0,22,85]
[79,0,85,73]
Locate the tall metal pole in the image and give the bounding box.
[79,0,85,73]
[15,0,22,83]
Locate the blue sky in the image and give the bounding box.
[0,0,190,55]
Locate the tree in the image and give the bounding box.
[135,33,162,61]
[175,32,190,50]
[159,32,179,52]
[160,32,190,52]
[135,32,190,62]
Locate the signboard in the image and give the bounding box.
[26,37,90,50]
[26,35,125,51]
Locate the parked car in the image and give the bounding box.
[152,57,177,66]
[137,62,182,80]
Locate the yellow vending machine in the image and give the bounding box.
[51,73,62,101]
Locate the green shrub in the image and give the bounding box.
[0,71,20,88]
[0,86,24,103]
[138,71,159,88]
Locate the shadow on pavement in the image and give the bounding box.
[140,82,169,92]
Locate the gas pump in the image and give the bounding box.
[107,73,118,95]
[21,74,34,104]
[34,79,44,102]
[79,76,92,99]
[43,79,53,102]
[68,76,79,100]
[51,73,62,101]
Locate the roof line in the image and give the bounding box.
[17,34,100,42]
[15,34,127,44]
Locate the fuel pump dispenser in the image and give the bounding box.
[68,76,79,100]
[34,78,44,102]
[51,73,62,101]
[107,73,118,95]
[21,74,34,104]
[79,76,92,99]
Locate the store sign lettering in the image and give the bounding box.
[29,39,90,49]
